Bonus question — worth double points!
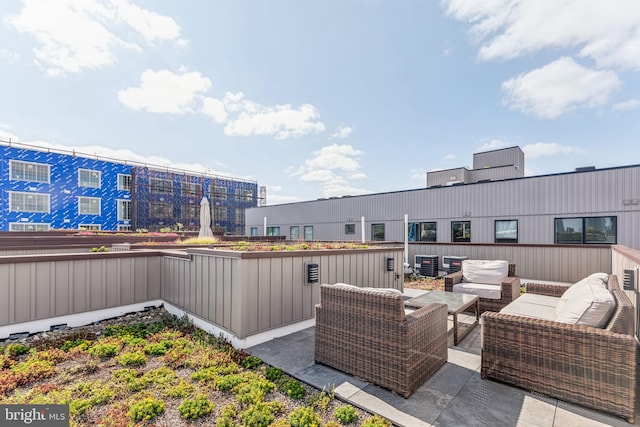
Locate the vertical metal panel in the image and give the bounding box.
[270,258,283,328]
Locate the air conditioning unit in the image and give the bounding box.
[442,256,468,275]
[415,255,439,277]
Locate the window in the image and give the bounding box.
[289,226,300,240]
[10,160,50,183]
[78,169,101,188]
[495,220,518,243]
[451,221,471,242]
[9,192,50,213]
[214,206,227,222]
[371,223,385,241]
[213,186,227,200]
[117,174,131,191]
[150,178,173,194]
[118,200,131,221]
[243,190,254,202]
[250,227,258,236]
[235,208,245,223]
[555,217,617,244]
[235,188,243,201]
[79,224,101,230]
[78,197,101,215]
[345,224,355,234]
[408,222,437,242]
[181,203,197,219]
[181,182,200,197]
[304,225,313,241]
[266,226,280,236]
[118,225,131,231]
[149,202,172,218]
[10,223,50,232]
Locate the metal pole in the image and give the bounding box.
[404,214,409,266]
[361,216,365,244]
[264,217,267,236]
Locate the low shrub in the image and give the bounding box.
[216,403,238,427]
[265,366,283,381]
[289,407,321,427]
[334,405,358,424]
[127,397,165,422]
[280,379,306,400]
[164,378,195,398]
[115,350,147,366]
[307,389,333,411]
[361,415,391,427]
[241,355,262,369]
[178,394,214,420]
[4,343,29,358]
[240,402,283,427]
[88,342,121,359]
[144,342,170,356]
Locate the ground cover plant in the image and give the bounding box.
[0,311,388,426]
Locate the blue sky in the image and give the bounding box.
[1,1,639,204]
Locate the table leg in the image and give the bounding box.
[453,312,458,346]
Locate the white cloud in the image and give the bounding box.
[0,49,20,64]
[444,154,456,160]
[0,127,20,142]
[443,0,640,70]
[478,139,509,151]
[110,0,181,44]
[410,169,426,182]
[265,194,304,205]
[291,144,369,197]
[224,103,325,140]
[5,0,184,75]
[201,97,228,123]
[330,126,354,139]
[118,68,211,114]
[118,70,327,140]
[612,99,640,111]
[522,142,586,159]
[502,57,620,119]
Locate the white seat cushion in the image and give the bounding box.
[453,282,501,300]
[500,297,558,321]
[514,293,561,308]
[555,273,609,316]
[555,275,616,328]
[462,260,509,285]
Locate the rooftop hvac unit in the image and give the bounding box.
[442,256,468,275]
[415,255,439,277]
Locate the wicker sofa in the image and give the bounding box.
[481,274,636,423]
[445,260,520,313]
[314,283,448,397]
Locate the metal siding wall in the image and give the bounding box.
[247,166,640,249]
[0,255,161,328]
[408,244,611,283]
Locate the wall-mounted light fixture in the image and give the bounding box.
[386,257,395,272]
[306,262,319,284]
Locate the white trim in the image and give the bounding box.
[9,159,50,184]
[78,196,101,215]
[117,173,131,191]
[9,222,50,232]
[79,224,101,230]
[162,302,315,349]
[0,300,163,340]
[78,168,101,188]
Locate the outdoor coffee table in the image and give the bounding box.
[404,291,479,346]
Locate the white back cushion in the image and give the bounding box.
[555,273,615,328]
[462,260,509,285]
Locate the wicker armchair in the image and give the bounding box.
[481,275,636,423]
[314,284,448,397]
[445,263,519,313]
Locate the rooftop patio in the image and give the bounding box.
[247,287,640,427]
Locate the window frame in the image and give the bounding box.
[266,226,280,236]
[9,191,50,213]
[9,222,50,232]
[451,220,471,243]
[9,160,50,183]
[181,182,200,197]
[304,225,313,241]
[290,226,299,240]
[409,222,437,242]
[555,216,617,245]
[494,219,518,243]
[250,227,258,236]
[118,225,131,231]
[149,178,173,195]
[78,169,101,188]
[345,224,355,235]
[117,199,131,221]
[79,224,101,231]
[213,186,228,200]
[117,174,132,191]
[149,201,173,218]
[78,196,101,215]
[371,223,385,241]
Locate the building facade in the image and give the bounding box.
[0,142,258,233]
[246,150,640,250]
